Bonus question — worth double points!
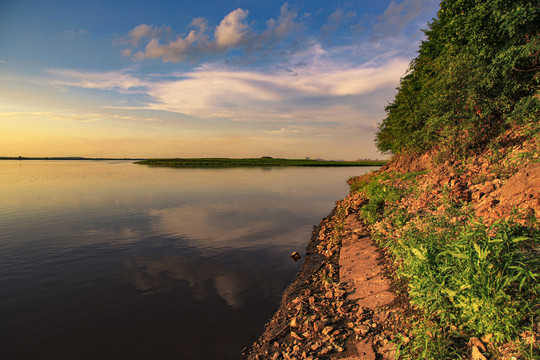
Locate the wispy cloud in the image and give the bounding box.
[0,110,161,123]
[47,68,146,92]
[44,49,408,135]
[370,0,439,39]
[320,6,357,38]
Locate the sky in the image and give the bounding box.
[0,0,440,160]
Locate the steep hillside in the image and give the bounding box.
[346,122,540,359]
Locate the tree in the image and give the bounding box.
[376,0,540,156]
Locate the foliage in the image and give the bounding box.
[394,219,539,339]
[376,0,540,157]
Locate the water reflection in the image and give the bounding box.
[148,202,308,248]
[0,161,378,360]
[122,251,282,309]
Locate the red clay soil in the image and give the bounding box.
[476,162,540,222]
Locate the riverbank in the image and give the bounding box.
[245,123,540,359]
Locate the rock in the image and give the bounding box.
[469,337,486,352]
[291,251,301,261]
[322,326,334,335]
[354,324,370,336]
[481,334,493,343]
[480,181,495,194]
[313,321,324,332]
[471,345,487,360]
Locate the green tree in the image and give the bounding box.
[376,0,540,156]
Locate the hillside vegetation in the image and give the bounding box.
[349,1,540,359]
[376,0,539,158]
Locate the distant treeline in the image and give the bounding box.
[136,158,387,168]
[376,0,539,157]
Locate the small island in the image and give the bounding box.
[135,157,387,168]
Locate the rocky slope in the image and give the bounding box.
[245,123,539,360]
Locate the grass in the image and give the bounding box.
[135,157,387,168]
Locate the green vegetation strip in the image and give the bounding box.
[135,158,386,168]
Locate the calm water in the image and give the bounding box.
[0,161,378,360]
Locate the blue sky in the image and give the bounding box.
[0,0,440,159]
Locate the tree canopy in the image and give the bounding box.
[376,0,540,156]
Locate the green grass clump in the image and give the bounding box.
[351,171,424,225]
[393,219,539,339]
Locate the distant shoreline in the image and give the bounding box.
[0,157,144,161]
[135,157,387,168]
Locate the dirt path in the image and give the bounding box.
[333,214,398,359]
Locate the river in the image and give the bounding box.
[0,160,378,360]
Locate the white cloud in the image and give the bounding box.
[133,20,209,62]
[214,8,250,48]
[124,24,172,46]
[0,111,103,123]
[126,6,301,63]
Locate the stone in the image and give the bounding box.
[469,337,486,352]
[480,181,495,194]
[291,331,302,341]
[471,345,487,360]
[481,334,493,343]
[322,326,334,335]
